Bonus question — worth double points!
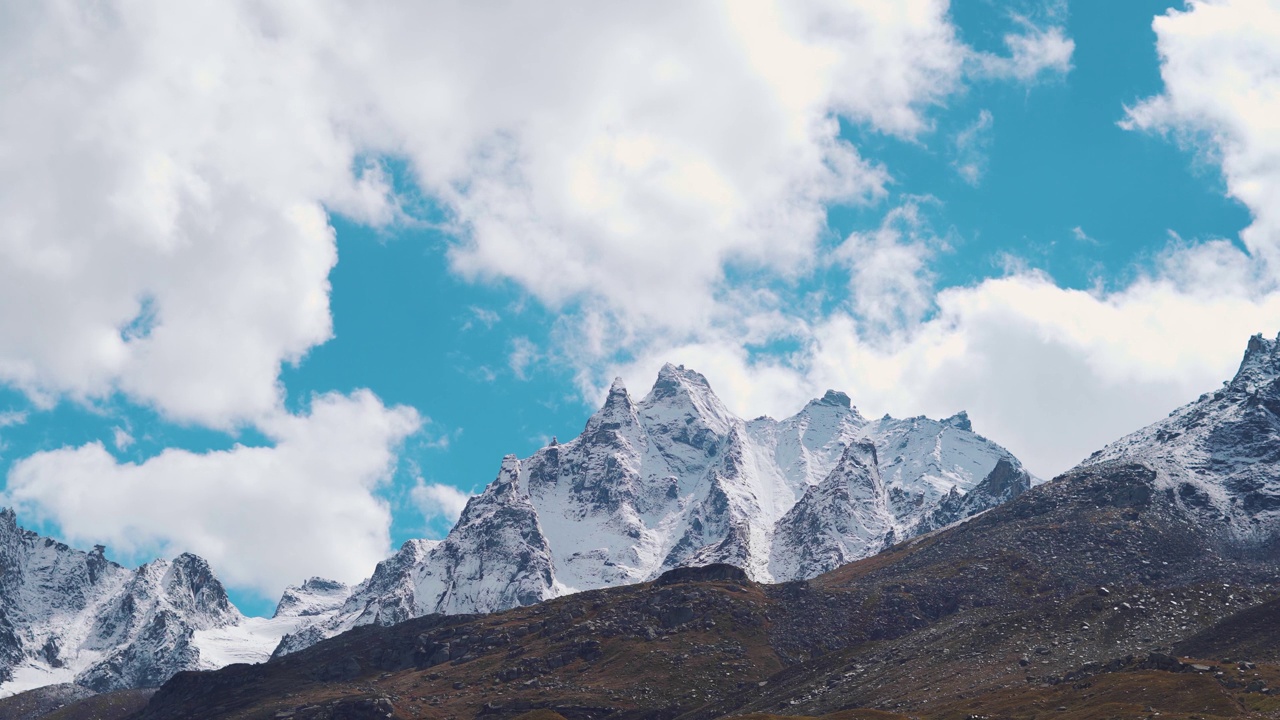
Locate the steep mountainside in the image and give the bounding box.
[131,461,1280,720]
[127,336,1280,720]
[274,364,1029,654]
[0,365,1028,699]
[0,510,242,696]
[1083,332,1280,542]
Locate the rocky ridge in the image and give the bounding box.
[0,364,1028,697]
[123,336,1280,720]
[1083,332,1280,542]
[0,509,240,695]
[271,364,1029,654]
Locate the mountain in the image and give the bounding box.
[125,335,1280,720]
[0,364,1027,700]
[271,364,1029,654]
[1081,331,1280,542]
[0,510,243,695]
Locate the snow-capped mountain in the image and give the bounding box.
[1081,332,1280,543]
[0,363,1031,695]
[272,363,1030,654]
[0,509,243,695]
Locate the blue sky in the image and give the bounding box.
[3,0,1279,616]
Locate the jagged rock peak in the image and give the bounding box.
[162,553,240,626]
[302,577,345,592]
[87,544,109,584]
[942,410,972,432]
[588,376,639,428]
[496,455,520,485]
[648,363,715,401]
[1230,332,1280,391]
[0,507,15,527]
[980,458,1028,498]
[815,389,852,409]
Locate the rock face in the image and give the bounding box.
[274,364,1029,654]
[1081,332,1280,542]
[0,510,241,695]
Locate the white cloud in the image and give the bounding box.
[972,21,1075,83]
[1071,226,1101,246]
[834,202,939,333]
[0,3,381,427]
[3,391,421,599]
[111,426,134,451]
[1123,0,1280,273]
[0,1,986,426]
[509,337,538,381]
[0,411,26,428]
[427,0,969,332]
[0,1,1080,428]
[952,110,994,186]
[411,480,474,527]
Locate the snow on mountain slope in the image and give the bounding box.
[1082,332,1280,542]
[0,363,1033,690]
[272,364,1029,655]
[868,411,1018,531]
[272,577,351,619]
[0,509,245,696]
[749,390,864,491]
[769,440,894,580]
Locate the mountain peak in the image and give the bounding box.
[942,411,972,432]
[482,454,524,498]
[273,577,350,619]
[650,363,714,398]
[816,389,852,408]
[639,363,736,442]
[1230,332,1280,391]
[591,376,638,423]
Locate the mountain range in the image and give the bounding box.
[87,331,1280,720]
[0,363,1029,697]
[6,333,1280,718]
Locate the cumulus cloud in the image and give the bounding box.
[411,481,474,528]
[834,202,940,333]
[427,1,969,331]
[1123,0,1280,272]
[0,0,1087,426]
[0,0,989,427]
[3,391,421,599]
[0,3,373,426]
